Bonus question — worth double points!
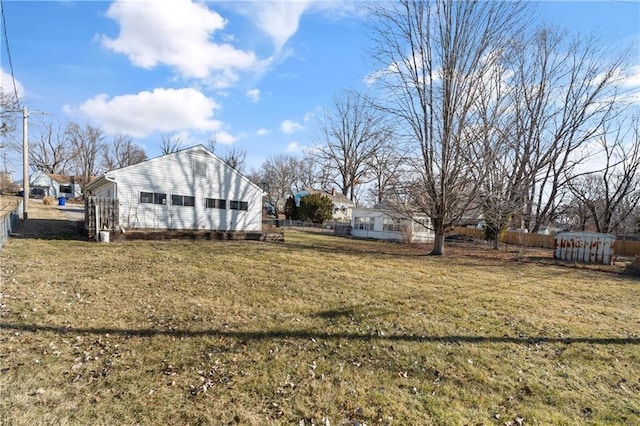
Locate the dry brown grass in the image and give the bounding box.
[0,210,639,425]
[0,195,21,216]
[41,196,57,206]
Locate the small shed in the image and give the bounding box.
[554,232,616,265]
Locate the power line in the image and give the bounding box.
[0,0,21,109]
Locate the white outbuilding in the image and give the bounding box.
[554,231,616,265]
[85,145,263,232]
[30,171,83,199]
[351,207,434,243]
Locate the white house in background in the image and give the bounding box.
[351,207,434,243]
[294,188,356,221]
[85,145,263,232]
[30,171,82,199]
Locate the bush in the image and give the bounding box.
[284,195,299,220]
[299,193,333,224]
[42,196,56,205]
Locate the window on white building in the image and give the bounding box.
[171,194,195,207]
[140,192,166,205]
[412,217,430,233]
[205,198,226,209]
[230,200,249,211]
[354,216,374,231]
[194,159,207,178]
[383,217,407,232]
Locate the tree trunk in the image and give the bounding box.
[430,219,445,255]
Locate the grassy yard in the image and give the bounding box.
[0,218,638,424]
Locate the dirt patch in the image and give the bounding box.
[623,257,640,277]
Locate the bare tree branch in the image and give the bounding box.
[160,133,184,155]
[103,133,147,170]
[369,0,528,255]
[314,90,394,203]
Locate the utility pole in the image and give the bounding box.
[22,106,28,220]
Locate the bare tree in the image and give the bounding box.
[314,90,394,203]
[29,121,73,174]
[160,133,184,155]
[558,195,593,231]
[467,47,529,249]
[66,122,105,192]
[103,133,147,170]
[369,0,527,255]
[260,154,301,218]
[366,136,409,205]
[566,117,640,234]
[0,92,20,138]
[220,146,247,173]
[506,28,624,232]
[302,151,331,191]
[205,133,217,153]
[204,132,246,173]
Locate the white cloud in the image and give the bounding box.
[256,128,270,136]
[246,88,261,103]
[1,68,25,98]
[76,88,223,138]
[242,1,310,51]
[215,131,237,145]
[280,119,303,134]
[303,112,316,123]
[101,0,265,86]
[619,64,640,103]
[620,65,640,88]
[287,142,303,153]
[236,1,363,52]
[363,63,401,85]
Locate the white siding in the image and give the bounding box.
[351,208,434,243]
[30,171,81,198]
[91,181,116,199]
[103,147,262,232]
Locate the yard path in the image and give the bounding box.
[11,199,84,240]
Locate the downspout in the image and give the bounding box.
[104,174,118,233]
[104,174,117,198]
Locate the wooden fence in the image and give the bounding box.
[613,239,640,257]
[85,197,119,239]
[450,227,640,257]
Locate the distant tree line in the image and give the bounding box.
[14,120,147,192]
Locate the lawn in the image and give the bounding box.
[0,221,638,425]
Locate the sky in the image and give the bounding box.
[1,0,639,178]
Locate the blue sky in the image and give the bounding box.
[1,0,639,176]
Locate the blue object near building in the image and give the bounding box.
[58,197,66,206]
